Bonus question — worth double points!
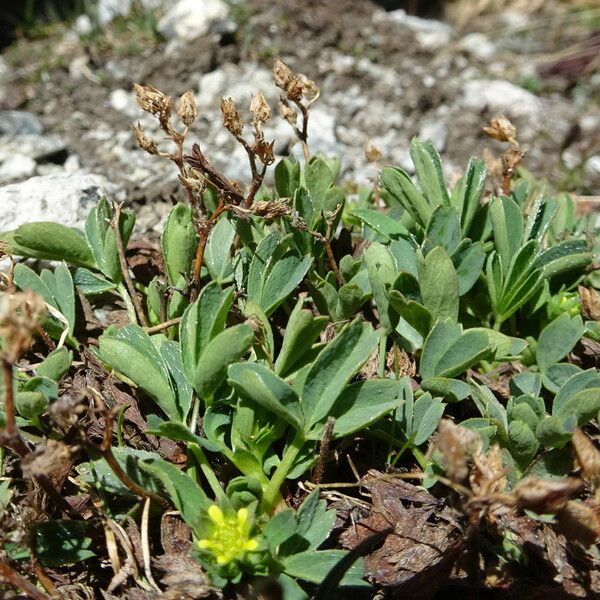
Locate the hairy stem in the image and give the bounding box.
[0,559,50,600]
[262,431,305,514]
[112,203,148,327]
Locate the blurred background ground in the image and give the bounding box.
[0,0,599,233]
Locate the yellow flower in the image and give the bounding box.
[197,505,260,565]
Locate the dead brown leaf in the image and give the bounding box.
[571,428,600,489]
[579,285,600,321]
[340,475,463,598]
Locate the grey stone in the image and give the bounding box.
[418,121,448,152]
[0,112,43,136]
[461,79,542,122]
[379,9,452,50]
[458,33,496,60]
[0,173,124,232]
[157,0,229,41]
[0,155,36,184]
[0,134,66,163]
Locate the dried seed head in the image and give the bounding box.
[579,285,600,321]
[298,74,319,102]
[134,83,171,117]
[558,499,600,547]
[365,141,383,163]
[385,346,416,378]
[252,139,275,165]
[177,90,198,126]
[512,477,583,514]
[502,146,526,173]
[0,291,47,363]
[434,419,482,485]
[279,100,297,126]
[285,77,304,102]
[131,123,158,155]
[273,58,295,90]
[220,97,243,136]
[572,428,600,489]
[483,115,517,144]
[179,172,205,196]
[249,91,271,125]
[251,200,290,220]
[471,444,506,496]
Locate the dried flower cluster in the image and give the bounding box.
[0,291,46,363]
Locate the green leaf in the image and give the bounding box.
[425,206,460,255]
[77,447,164,496]
[97,324,180,421]
[412,394,445,445]
[552,369,600,417]
[421,321,493,379]
[204,217,236,283]
[275,298,328,378]
[73,267,116,295]
[302,320,379,427]
[275,157,301,198]
[180,284,234,388]
[283,550,364,587]
[326,379,402,439]
[536,416,572,449]
[508,421,539,468]
[365,242,399,333]
[417,246,459,323]
[139,457,210,532]
[454,157,486,235]
[260,253,313,316]
[555,388,600,426]
[145,416,220,452]
[420,376,471,402]
[9,222,95,267]
[352,208,408,240]
[36,347,72,381]
[35,521,95,567]
[380,166,431,228]
[453,241,486,296]
[247,234,312,316]
[85,198,135,282]
[305,157,334,208]
[161,202,198,285]
[228,362,305,431]
[192,324,254,399]
[263,509,298,548]
[489,196,523,267]
[537,314,584,371]
[410,138,449,208]
[15,391,47,420]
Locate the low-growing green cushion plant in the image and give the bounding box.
[1,63,599,598]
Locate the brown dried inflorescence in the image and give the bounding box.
[177,90,198,127]
[220,96,244,136]
[0,291,46,363]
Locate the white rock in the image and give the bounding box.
[0,155,36,184]
[418,121,448,152]
[461,79,542,122]
[110,88,136,115]
[0,56,8,101]
[0,173,124,232]
[158,0,229,41]
[0,111,43,136]
[74,14,93,35]
[0,135,66,163]
[585,156,600,182]
[458,33,496,60]
[197,63,274,108]
[382,9,452,50]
